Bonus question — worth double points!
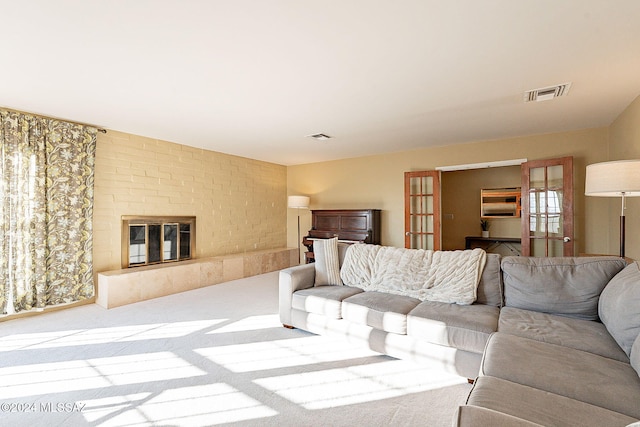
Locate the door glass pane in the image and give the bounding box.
[531,238,546,256]
[547,214,562,236]
[423,176,433,194]
[529,167,545,189]
[425,215,434,233]
[548,239,563,257]
[148,224,162,263]
[129,225,146,265]
[163,224,178,261]
[548,165,563,188]
[529,214,544,236]
[529,191,544,214]
[423,196,433,213]
[179,223,191,260]
[411,216,421,232]
[410,197,422,214]
[409,178,419,194]
[426,234,434,250]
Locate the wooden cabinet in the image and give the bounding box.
[465,236,521,256]
[303,209,381,262]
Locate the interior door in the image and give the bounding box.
[521,156,574,256]
[404,171,441,250]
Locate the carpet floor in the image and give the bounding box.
[0,271,472,426]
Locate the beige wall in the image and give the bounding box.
[287,127,611,256]
[94,131,287,274]
[608,95,640,260]
[91,94,640,276]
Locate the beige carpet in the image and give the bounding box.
[0,271,472,426]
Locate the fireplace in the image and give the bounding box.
[121,216,196,268]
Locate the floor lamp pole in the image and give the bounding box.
[620,193,626,258]
[296,207,302,264]
[288,195,309,265]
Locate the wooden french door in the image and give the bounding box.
[521,156,574,256]
[404,171,441,250]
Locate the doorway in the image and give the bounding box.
[441,166,521,252]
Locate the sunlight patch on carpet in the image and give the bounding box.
[0,352,207,399]
[0,319,226,351]
[207,314,281,333]
[254,359,467,409]
[195,335,380,372]
[81,383,277,426]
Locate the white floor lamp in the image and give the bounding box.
[585,159,640,257]
[288,195,310,264]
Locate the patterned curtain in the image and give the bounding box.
[0,109,97,314]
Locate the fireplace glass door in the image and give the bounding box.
[122,216,196,268]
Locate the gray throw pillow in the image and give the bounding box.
[314,237,343,286]
[502,256,626,320]
[599,262,640,356]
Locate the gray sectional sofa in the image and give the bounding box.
[278,241,640,426]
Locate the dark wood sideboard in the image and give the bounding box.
[303,209,381,263]
[465,236,522,256]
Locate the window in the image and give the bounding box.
[121,216,196,268]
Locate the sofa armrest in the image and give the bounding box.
[279,263,315,326]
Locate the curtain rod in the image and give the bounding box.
[0,106,107,134]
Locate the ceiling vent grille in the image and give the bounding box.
[306,133,332,141]
[524,83,571,102]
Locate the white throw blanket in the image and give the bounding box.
[340,244,487,305]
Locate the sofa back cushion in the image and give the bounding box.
[599,262,640,356]
[502,256,626,320]
[476,253,503,307]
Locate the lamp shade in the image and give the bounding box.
[288,195,310,209]
[585,160,640,197]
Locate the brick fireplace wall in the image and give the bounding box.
[93,130,288,277]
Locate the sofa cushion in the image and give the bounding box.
[466,376,639,427]
[292,285,363,319]
[453,405,545,427]
[342,291,420,334]
[476,253,503,307]
[501,256,626,320]
[498,306,629,362]
[632,334,640,379]
[599,262,640,356]
[314,237,343,286]
[480,332,640,419]
[407,301,499,354]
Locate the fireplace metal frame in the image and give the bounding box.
[121,215,196,268]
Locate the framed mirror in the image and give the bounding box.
[481,188,521,218]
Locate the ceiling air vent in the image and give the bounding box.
[306,133,332,141]
[524,83,571,102]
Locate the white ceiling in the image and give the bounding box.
[2,1,640,166]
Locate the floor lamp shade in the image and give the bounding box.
[288,195,310,209]
[585,159,640,257]
[585,160,640,197]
